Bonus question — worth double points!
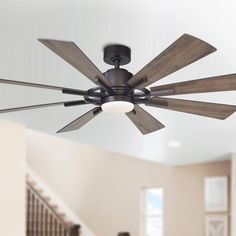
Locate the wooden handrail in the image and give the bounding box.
[70,225,81,235]
[26,180,73,229]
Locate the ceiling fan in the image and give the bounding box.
[1,34,236,135]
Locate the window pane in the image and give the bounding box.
[146,217,163,236]
[146,188,163,215]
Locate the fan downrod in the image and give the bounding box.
[103,44,131,68]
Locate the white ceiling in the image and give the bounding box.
[1,0,236,165]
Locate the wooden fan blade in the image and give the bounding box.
[38,39,112,90]
[0,78,99,97]
[126,105,165,135]
[127,34,216,89]
[0,100,86,113]
[146,97,236,119]
[57,107,102,133]
[150,73,236,96]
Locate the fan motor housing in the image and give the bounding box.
[102,68,134,105]
[103,68,133,87]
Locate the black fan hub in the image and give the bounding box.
[103,68,133,98]
[103,44,131,66]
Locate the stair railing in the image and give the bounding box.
[26,180,80,236]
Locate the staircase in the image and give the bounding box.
[26,172,130,236]
[26,178,80,236]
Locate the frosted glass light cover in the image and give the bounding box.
[101,101,134,113]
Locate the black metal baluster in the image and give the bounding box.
[54,218,58,236]
[45,209,48,236]
[59,224,62,236]
[40,204,44,236]
[26,189,31,236]
[49,214,53,236]
[64,228,67,236]
[32,193,35,236]
[36,198,39,236]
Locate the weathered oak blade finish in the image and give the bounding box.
[38,39,112,89]
[146,97,236,119]
[57,107,102,133]
[0,78,94,96]
[0,100,86,113]
[127,34,216,89]
[150,73,236,96]
[126,105,165,134]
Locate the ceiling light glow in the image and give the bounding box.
[101,101,134,113]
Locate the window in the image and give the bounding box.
[142,188,164,236]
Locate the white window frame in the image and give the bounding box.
[141,187,164,236]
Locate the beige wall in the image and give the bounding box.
[0,119,25,236]
[166,162,231,236]
[26,129,231,236]
[232,154,236,236]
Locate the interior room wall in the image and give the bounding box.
[26,129,231,236]
[0,119,25,236]
[232,154,236,236]
[167,161,231,236]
